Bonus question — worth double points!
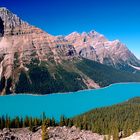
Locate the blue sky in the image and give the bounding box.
[0,0,140,58]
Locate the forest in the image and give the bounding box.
[1,97,140,139]
[12,58,140,94]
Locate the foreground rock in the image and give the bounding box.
[48,126,104,140]
[2,126,140,140]
[121,132,140,140]
[0,127,41,140]
[0,126,104,140]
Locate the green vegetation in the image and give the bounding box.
[1,97,140,139]
[42,120,49,140]
[15,63,87,94]
[0,116,41,130]
[14,58,140,94]
[76,59,140,87]
[15,71,31,93]
[71,97,140,139]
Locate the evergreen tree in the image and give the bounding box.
[42,112,46,122]
[59,115,65,126]
[15,117,20,128]
[5,115,10,128]
[68,119,73,127]
[24,116,29,127]
[51,117,56,127]
[42,120,49,140]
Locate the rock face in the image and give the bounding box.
[0,126,104,140]
[0,7,140,95]
[65,31,140,70]
[0,7,28,36]
[0,7,87,95]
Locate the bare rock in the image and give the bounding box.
[0,126,104,140]
[65,30,140,69]
[121,132,140,140]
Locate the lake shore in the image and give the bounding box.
[0,82,140,120]
[5,82,140,97]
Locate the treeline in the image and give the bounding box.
[0,115,42,131]
[1,98,140,140]
[76,59,140,87]
[0,113,73,131]
[71,97,140,139]
[15,63,87,94]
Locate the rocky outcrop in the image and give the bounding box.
[65,31,140,70]
[121,132,140,140]
[48,126,104,140]
[0,126,104,140]
[0,128,41,140]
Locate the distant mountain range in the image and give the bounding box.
[0,7,140,95]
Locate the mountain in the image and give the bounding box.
[0,7,140,95]
[65,31,140,71]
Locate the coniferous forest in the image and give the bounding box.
[0,98,140,140]
[1,97,140,139]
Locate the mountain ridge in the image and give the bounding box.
[65,30,140,71]
[0,7,140,95]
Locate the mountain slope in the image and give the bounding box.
[76,59,140,87]
[0,7,140,95]
[65,31,140,71]
[0,7,100,95]
[72,97,140,139]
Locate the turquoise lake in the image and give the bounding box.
[0,83,140,120]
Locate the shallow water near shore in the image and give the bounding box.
[0,83,140,120]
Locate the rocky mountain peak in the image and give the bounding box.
[0,8,79,95]
[0,7,11,13]
[65,30,140,68]
[66,31,80,38]
[0,7,26,25]
[0,7,50,37]
[0,7,29,36]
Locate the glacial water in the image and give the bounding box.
[0,83,140,120]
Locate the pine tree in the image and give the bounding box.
[5,115,10,128]
[24,116,29,127]
[111,122,119,140]
[36,118,40,126]
[59,115,65,126]
[68,119,73,127]
[51,117,56,127]
[42,121,49,140]
[20,117,23,128]
[42,112,46,122]
[1,116,5,129]
[15,117,20,128]
[29,117,34,131]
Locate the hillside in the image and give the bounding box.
[72,97,140,139]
